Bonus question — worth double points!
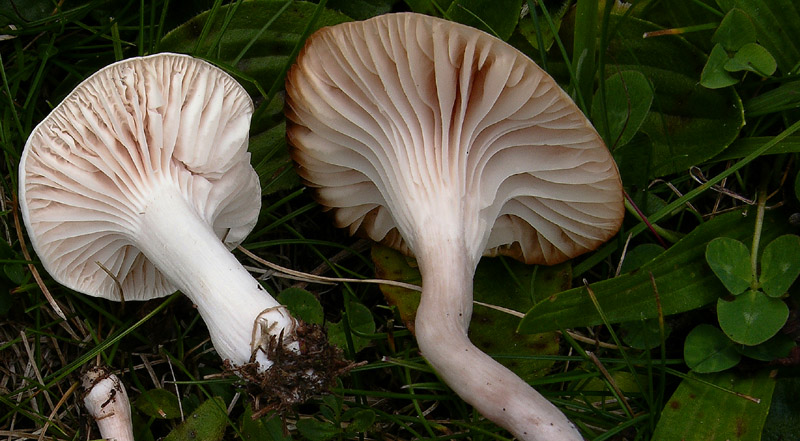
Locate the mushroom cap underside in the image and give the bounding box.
[19,53,260,301]
[286,13,624,265]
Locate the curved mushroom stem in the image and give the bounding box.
[135,184,298,368]
[414,236,583,441]
[82,367,135,441]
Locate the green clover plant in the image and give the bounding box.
[700,8,777,89]
[685,189,800,373]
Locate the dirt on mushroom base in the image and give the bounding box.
[224,321,361,417]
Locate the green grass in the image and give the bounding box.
[2,0,799,440]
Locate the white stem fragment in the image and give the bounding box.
[82,367,135,441]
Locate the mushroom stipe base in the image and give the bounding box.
[224,321,360,416]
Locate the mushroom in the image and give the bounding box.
[82,367,134,441]
[285,13,624,441]
[19,53,297,370]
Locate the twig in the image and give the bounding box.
[690,166,755,205]
[20,331,56,412]
[587,351,634,417]
[237,246,422,292]
[649,178,702,215]
[290,239,371,290]
[37,381,79,441]
[615,232,634,277]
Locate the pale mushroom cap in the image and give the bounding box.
[286,13,624,265]
[20,53,259,301]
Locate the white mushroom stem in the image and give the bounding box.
[134,184,298,368]
[82,368,134,441]
[413,224,583,441]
